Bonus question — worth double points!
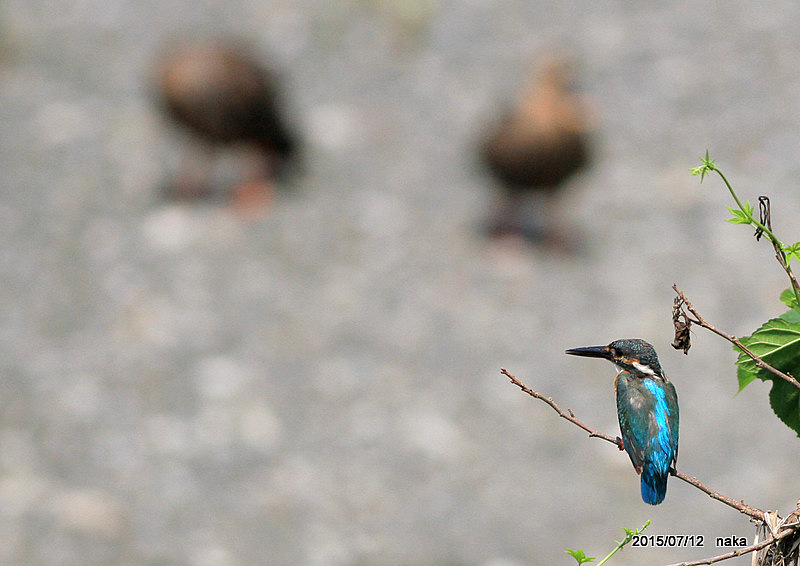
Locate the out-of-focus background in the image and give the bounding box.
[1,2,799,564]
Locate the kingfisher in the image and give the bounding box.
[565,339,679,505]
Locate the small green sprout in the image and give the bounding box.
[567,520,650,565]
[690,149,716,182]
[783,242,800,264]
[566,548,596,564]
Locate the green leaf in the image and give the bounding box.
[566,548,596,564]
[736,317,800,388]
[781,309,800,323]
[735,316,800,435]
[725,205,751,224]
[780,290,800,316]
[783,242,800,264]
[769,379,800,436]
[691,150,716,182]
[737,363,759,391]
[780,289,799,310]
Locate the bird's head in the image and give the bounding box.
[566,338,665,380]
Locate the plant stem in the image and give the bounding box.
[712,169,779,245]
[711,167,800,305]
[595,521,650,565]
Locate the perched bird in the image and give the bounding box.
[153,39,298,210]
[565,339,679,505]
[480,54,591,243]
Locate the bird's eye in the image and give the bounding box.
[609,348,617,357]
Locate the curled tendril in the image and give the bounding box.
[755,196,771,242]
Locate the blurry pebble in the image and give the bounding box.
[193,356,251,400]
[0,474,46,517]
[146,413,190,455]
[307,103,362,151]
[239,403,284,451]
[400,407,465,461]
[57,373,102,421]
[49,488,122,538]
[141,205,195,253]
[35,100,98,146]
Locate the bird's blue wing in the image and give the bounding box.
[664,379,679,466]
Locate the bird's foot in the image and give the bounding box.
[485,219,583,255]
[539,226,583,254]
[615,436,625,451]
[232,179,275,219]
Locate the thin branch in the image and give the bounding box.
[670,470,763,521]
[501,368,765,521]
[773,242,800,297]
[664,525,797,566]
[758,195,800,300]
[501,368,619,445]
[672,284,800,391]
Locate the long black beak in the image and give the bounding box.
[565,345,612,360]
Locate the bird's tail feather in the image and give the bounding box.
[640,467,668,505]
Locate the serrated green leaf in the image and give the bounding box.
[736,317,800,384]
[735,316,800,435]
[737,362,758,391]
[781,309,800,323]
[769,379,800,437]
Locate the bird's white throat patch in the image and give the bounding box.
[632,361,656,376]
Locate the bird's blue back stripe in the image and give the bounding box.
[643,380,674,475]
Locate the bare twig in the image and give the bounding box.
[501,368,765,521]
[664,525,797,566]
[672,284,800,391]
[501,368,619,445]
[670,470,763,521]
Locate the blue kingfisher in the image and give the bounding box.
[565,339,679,505]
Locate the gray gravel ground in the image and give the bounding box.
[1,2,800,565]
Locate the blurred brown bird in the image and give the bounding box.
[154,40,298,213]
[480,54,592,244]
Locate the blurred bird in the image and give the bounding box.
[566,339,679,505]
[480,54,592,244]
[154,39,298,213]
